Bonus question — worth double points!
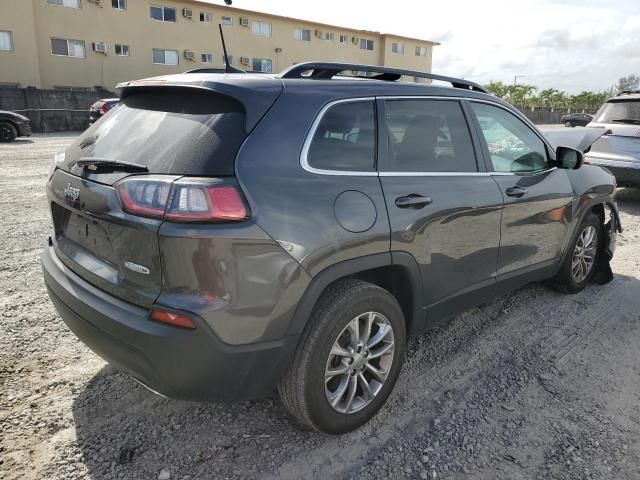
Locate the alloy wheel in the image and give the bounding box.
[0,126,12,142]
[571,225,597,283]
[324,311,395,414]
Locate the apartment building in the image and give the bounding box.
[0,0,438,90]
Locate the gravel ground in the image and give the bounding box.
[1,134,640,480]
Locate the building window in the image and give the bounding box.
[252,21,272,36]
[359,39,374,51]
[222,54,234,66]
[391,42,404,54]
[150,5,176,23]
[47,0,80,8]
[152,48,178,65]
[221,16,232,26]
[200,12,212,23]
[415,46,428,57]
[51,38,85,58]
[0,31,13,51]
[201,53,212,63]
[339,34,348,44]
[115,44,129,56]
[293,28,311,42]
[252,58,272,73]
[324,32,334,41]
[112,0,126,10]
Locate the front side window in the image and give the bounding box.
[200,12,212,23]
[383,100,477,172]
[47,0,80,8]
[307,101,376,172]
[391,42,404,54]
[0,31,13,51]
[359,39,374,51]
[112,0,126,9]
[252,58,272,73]
[293,28,310,42]
[51,38,85,58]
[150,5,176,22]
[471,102,549,173]
[114,43,129,56]
[152,48,178,65]
[252,21,272,36]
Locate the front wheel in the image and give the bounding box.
[565,121,572,127]
[0,122,17,143]
[548,213,603,293]
[278,279,406,434]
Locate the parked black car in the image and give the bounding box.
[88,98,119,126]
[42,63,621,434]
[584,91,640,188]
[560,112,593,127]
[0,110,32,142]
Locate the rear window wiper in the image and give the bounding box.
[75,157,149,172]
[610,118,640,125]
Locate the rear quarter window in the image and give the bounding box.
[62,89,247,176]
[306,101,376,172]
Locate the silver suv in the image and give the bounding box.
[585,90,640,188]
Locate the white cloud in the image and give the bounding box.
[202,0,640,92]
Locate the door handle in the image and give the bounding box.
[505,186,528,198]
[395,194,432,209]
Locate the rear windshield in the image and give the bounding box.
[62,90,247,176]
[594,99,640,124]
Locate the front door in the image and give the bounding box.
[468,101,574,277]
[378,98,504,328]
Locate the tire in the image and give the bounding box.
[548,213,603,293]
[564,121,572,127]
[278,279,406,434]
[0,122,17,143]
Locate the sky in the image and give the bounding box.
[202,0,640,93]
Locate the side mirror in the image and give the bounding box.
[556,146,584,169]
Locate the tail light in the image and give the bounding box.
[150,309,196,329]
[116,176,249,223]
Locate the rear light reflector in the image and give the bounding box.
[150,309,196,329]
[116,176,249,223]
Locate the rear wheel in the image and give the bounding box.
[0,122,17,143]
[565,121,572,127]
[278,279,406,434]
[548,213,602,293]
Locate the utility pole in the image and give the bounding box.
[514,75,525,86]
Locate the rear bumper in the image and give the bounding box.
[41,244,299,402]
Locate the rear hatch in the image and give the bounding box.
[48,84,276,308]
[588,97,640,164]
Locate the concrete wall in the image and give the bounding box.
[0,0,437,91]
[0,87,114,132]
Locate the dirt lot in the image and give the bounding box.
[1,134,640,480]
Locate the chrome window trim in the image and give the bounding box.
[300,97,378,176]
[300,95,557,177]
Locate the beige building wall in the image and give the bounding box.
[0,0,438,90]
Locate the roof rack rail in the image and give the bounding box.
[185,67,236,74]
[279,62,488,93]
[619,89,640,95]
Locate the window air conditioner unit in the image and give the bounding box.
[240,17,249,26]
[240,56,250,65]
[87,0,101,5]
[352,37,359,44]
[315,30,323,38]
[184,50,195,61]
[183,8,193,19]
[92,42,107,53]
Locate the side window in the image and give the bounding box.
[383,100,477,172]
[470,102,549,173]
[307,101,376,172]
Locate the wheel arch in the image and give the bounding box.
[286,252,424,338]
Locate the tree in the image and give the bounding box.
[615,74,640,93]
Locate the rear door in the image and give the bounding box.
[378,97,503,326]
[468,101,574,277]
[48,88,250,308]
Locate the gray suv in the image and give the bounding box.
[585,90,640,188]
[42,62,621,434]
